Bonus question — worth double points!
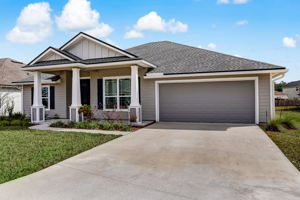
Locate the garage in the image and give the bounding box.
[158,80,256,124]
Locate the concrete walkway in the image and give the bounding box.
[1,122,300,200]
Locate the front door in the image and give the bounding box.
[80,79,90,105]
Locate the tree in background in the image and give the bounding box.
[275,81,287,92]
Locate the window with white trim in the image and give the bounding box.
[104,77,131,110]
[42,86,50,110]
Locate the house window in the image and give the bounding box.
[42,86,50,110]
[104,77,131,110]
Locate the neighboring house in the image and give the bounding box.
[0,58,31,115]
[14,32,287,124]
[274,91,288,100]
[282,80,300,99]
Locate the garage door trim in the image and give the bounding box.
[155,77,259,124]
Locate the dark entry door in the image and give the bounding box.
[80,79,90,105]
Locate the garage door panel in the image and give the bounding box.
[159,81,255,123]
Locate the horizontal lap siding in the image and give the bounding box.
[259,74,271,122]
[23,71,68,119]
[141,74,271,123]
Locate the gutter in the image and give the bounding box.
[144,69,288,79]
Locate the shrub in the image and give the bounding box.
[10,120,23,126]
[67,121,77,128]
[278,115,296,130]
[266,120,280,132]
[89,122,99,129]
[100,121,114,130]
[50,121,65,128]
[75,122,90,129]
[0,120,10,127]
[9,112,26,120]
[112,122,132,131]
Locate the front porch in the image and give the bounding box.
[30,65,144,124]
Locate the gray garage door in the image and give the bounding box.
[159,81,255,123]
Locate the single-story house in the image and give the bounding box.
[282,80,300,100]
[14,32,287,124]
[0,58,31,115]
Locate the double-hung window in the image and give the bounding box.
[42,86,50,110]
[104,77,131,110]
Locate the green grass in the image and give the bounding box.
[264,109,300,170]
[0,129,120,184]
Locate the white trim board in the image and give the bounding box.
[145,69,287,79]
[29,48,75,65]
[155,77,259,124]
[102,76,131,112]
[23,60,156,71]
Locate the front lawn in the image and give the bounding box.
[0,129,120,184]
[262,109,300,170]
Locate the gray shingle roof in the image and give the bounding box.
[283,80,300,88]
[24,56,140,68]
[0,58,31,86]
[126,41,285,74]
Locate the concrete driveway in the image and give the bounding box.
[0,122,300,200]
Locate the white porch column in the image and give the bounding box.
[129,65,142,123]
[31,71,45,123]
[69,68,83,122]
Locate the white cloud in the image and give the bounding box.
[56,0,113,38]
[283,37,297,48]
[104,39,119,47]
[234,54,242,57]
[198,45,202,48]
[236,20,248,26]
[207,43,217,49]
[234,0,249,4]
[217,0,230,4]
[124,30,144,39]
[217,0,249,4]
[6,2,52,44]
[124,11,187,39]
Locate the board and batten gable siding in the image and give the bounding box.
[140,74,272,123]
[65,38,123,60]
[42,53,65,61]
[23,71,69,119]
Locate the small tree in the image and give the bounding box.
[5,99,15,116]
[275,81,287,92]
[0,93,9,116]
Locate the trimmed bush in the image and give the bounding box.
[0,121,10,127]
[89,122,99,129]
[9,113,26,120]
[49,121,133,131]
[49,121,65,128]
[10,120,23,126]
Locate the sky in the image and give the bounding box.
[0,0,299,82]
